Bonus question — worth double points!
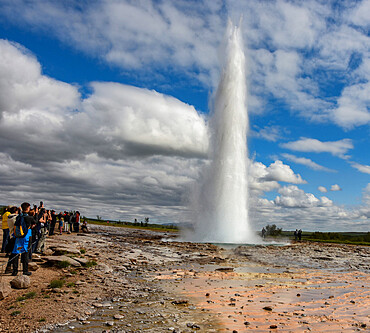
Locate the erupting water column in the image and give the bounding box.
[189,22,256,244]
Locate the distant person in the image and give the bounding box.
[49,210,57,236]
[74,211,80,232]
[12,202,35,276]
[57,212,63,234]
[81,220,88,233]
[4,207,18,273]
[294,229,298,241]
[261,227,266,239]
[36,208,48,253]
[1,206,11,253]
[64,212,70,233]
[298,229,302,241]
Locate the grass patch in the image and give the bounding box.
[24,291,36,299]
[16,291,36,302]
[39,318,46,322]
[73,290,79,294]
[80,248,86,254]
[85,260,97,268]
[43,295,50,299]
[66,282,75,288]
[10,310,21,316]
[70,269,77,274]
[49,279,65,289]
[56,260,71,269]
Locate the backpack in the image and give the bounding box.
[14,214,27,238]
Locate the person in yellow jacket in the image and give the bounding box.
[1,207,11,253]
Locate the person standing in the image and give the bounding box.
[36,209,48,254]
[1,207,11,253]
[12,202,35,276]
[298,229,302,241]
[294,229,298,241]
[49,210,57,236]
[261,227,266,239]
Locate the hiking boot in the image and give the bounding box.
[5,267,12,274]
[11,271,18,276]
[23,272,32,276]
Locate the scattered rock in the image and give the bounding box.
[43,255,81,267]
[96,263,113,273]
[171,300,188,305]
[263,306,273,311]
[28,262,39,271]
[270,325,278,329]
[113,314,124,320]
[186,323,200,329]
[49,245,81,255]
[10,275,31,289]
[215,267,234,272]
[73,257,89,266]
[244,321,250,326]
[0,281,11,299]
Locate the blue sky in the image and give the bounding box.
[0,0,369,231]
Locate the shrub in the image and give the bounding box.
[70,270,77,274]
[11,310,21,316]
[24,291,36,299]
[80,248,86,254]
[85,260,97,268]
[66,282,75,288]
[39,318,46,322]
[56,261,71,269]
[49,279,65,289]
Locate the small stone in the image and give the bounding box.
[244,321,250,326]
[28,262,39,271]
[105,321,114,326]
[205,293,210,297]
[10,275,31,289]
[263,306,273,311]
[270,325,278,329]
[92,303,104,308]
[113,314,124,320]
[296,293,301,297]
[171,300,188,305]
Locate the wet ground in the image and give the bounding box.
[46,225,369,333]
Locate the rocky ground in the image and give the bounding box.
[0,225,369,332]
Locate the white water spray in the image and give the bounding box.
[187,22,257,244]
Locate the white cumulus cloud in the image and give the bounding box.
[281,138,353,159]
[330,184,342,191]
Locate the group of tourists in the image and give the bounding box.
[1,202,88,276]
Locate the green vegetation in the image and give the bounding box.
[80,248,86,254]
[84,217,179,233]
[56,260,71,268]
[66,282,75,287]
[16,291,36,302]
[304,232,370,246]
[10,310,21,316]
[85,260,97,268]
[264,224,283,237]
[39,318,46,322]
[49,279,65,289]
[70,269,77,274]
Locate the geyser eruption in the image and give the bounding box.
[188,22,257,243]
